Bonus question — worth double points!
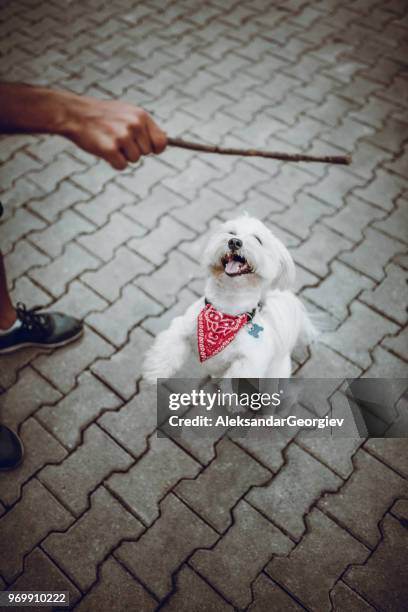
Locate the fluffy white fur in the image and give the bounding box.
[144,215,316,381]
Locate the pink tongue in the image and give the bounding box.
[225,259,242,274]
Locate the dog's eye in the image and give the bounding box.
[254,235,262,245]
[228,231,236,235]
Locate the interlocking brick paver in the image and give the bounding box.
[129,214,195,266]
[353,169,407,211]
[171,188,235,233]
[0,151,41,191]
[37,371,122,450]
[75,556,157,612]
[0,479,73,582]
[5,239,50,285]
[269,194,328,240]
[259,164,318,205]
[373,195,408,244]
[0,366,61,430]
[218,190,285,222]
[0,207,46,255]
[142,287,197,336]
[360,263,407,325]
[137,250,201,308]
[11,275,52,310]
[121,183,186,229]
[70,159,118,195]
[43,486,144,592]
[382,327,408,362]
[230,415,302,473]
[81,245,153,304]
[330,581,376,611]
[321,301,399,369]
[0,347,50,390]
[306,167,367,207]
[29,208,94,258]
[249,574,304,611]
[248,443,341,539]
[266,508,369,612]
[365,437,408,479]
[74,182,135,226]
[97,382,156,458]
[77,212,146,262]
[91,326,152,399]
[0,135,33,164]
[364,345,408,377]
[27,153,85,192]
[29,242,99,298]
[191,500,293,609]
[304,261,374,321]
[211,160,269,204]
[164,158,222,201]
[162,565,233,611]
[116,493,218,599]
[108,433,199,524]
[296,342,363,378]
[292,225,352,278]
[319,450,408,548]
[33,327,114,394]
[39,424,133,516]
[297,434,362,480]
[116,156,176,199]
[323,196,386,242]
[28,180,89,222]
[0,418,66,507]
[320,115,375,152]
[49,279,108,319]
[88,285,162,347]
[344,511,408,612]
[8,548,81,607]
[176,438,270,532]
[26,134,72,164]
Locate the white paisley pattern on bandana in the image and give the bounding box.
[197,303,248,362]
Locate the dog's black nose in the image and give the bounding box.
[228,237,243,251]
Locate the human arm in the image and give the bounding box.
[0,82,167,169]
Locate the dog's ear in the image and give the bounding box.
[273,238,296,290]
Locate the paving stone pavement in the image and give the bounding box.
[0,0,407,610]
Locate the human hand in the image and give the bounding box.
[63,95,167,170]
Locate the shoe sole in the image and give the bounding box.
[0,436,25,472]
[0,327,84,355]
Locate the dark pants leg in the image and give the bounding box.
[0,250,16,330]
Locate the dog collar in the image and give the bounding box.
[198,300,262,362]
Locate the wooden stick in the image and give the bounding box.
[168,137,351,165]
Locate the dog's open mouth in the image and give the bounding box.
[222,253,253,276]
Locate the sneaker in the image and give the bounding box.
[0,425,24,470]
[0,303,83,355]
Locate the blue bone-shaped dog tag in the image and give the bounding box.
[248,323,264,338]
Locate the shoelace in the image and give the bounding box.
[16,302,50,333]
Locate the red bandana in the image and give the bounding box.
[197,303,249,362]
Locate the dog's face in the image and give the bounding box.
[203,216,295,290]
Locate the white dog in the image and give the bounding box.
[144,215,316,381]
